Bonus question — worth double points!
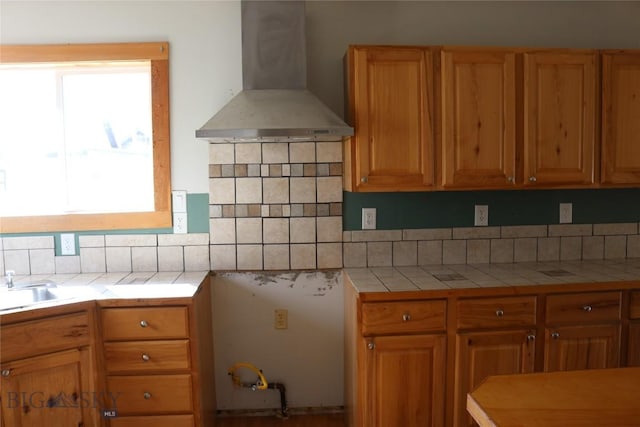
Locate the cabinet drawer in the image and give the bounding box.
[361,300,446,335]
[104,340,191,373]
[107,374,193,414]
[546,291,621,324]
[102,307,189,340]
[630,291,640,319]
[457,296,537,329]
[0,312,90,362]
[109,415,194,427]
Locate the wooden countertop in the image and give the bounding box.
[467,367,640,427]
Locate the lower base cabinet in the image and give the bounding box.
[365,334,446,427]
[544,324,620,371]
[454,330,536,427]
[344,273,637,427]
[629,323,640,366]
[1,348,96,427]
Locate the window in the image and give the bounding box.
[0,42,171,233]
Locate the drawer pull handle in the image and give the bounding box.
[1,369,10,377]
[402,313,411,322]
[583,305,593,312]
[143,392,152,400]
[142,353,150,362]
[529,176,537,182]
[367,342,375,350]
[552,332,560,339]
[526,334,536,342]
[140,320,149,328]
[496,309,505,317]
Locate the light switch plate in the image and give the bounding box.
[172,190,187,213]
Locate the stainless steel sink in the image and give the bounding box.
[0,284,71,312]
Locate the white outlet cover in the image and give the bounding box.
[173,212,188,234]
[362,208,377,230]
[60,233,76,255]
[559,203,573,224]
[474,205,489,227]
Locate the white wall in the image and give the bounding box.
[212,271,343,411]
[0,0,242,194]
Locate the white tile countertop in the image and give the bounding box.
[345,259,640,293]
[0,271,209,314]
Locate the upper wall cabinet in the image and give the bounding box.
[523,51,597,187]
[441,48,517,188]
[601,51,640,185]
[344,46,436,192]
[344,44,637,192]
[441,48,598,190]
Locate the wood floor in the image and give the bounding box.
[216,413,345,427]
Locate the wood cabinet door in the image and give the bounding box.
[348,46,435,191]
[523,51,597,186]
[0,348,97,427]
[441,49,517,188]
[365,334,445,427]
[601,52,640,184]
[544,324,620,372]
[628,322,640,366]
[454,330,536,427]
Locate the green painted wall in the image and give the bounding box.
[2,193,210,255]
[343,189,640,231]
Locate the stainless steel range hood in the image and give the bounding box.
[196,0,353,142]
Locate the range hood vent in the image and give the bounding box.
[196,0,353,142]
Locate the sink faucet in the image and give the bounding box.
[5,270,15,288]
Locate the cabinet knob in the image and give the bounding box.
[142,353,150,362]
[143,392,152,400]
[140,320,148,328]
[367,342,375,350]
[402,313,411,322]
[361,176,368,183]
[1,369,10,377]
[507,176,514,183]
[583,305,593,312]
[529,176,537,182]
[551,332,560,339]
[526,334,536,342]
[495,309,504,317]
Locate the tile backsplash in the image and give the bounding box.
[0,233,209,276]
[208,140,344,271]
[2,222,640,276]
[343,223,640,267]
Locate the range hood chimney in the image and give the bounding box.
[196,1,353,142]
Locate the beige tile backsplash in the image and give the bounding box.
[207,140,344,271]
[4,220,640,274]
[342,222,640,268]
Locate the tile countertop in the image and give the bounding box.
[0,271,209,314]
[344,259,640,293]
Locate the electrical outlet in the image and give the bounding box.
[275,309,288,329]
[474,205,489,227]
[362,208,377,230]
[559,203,573,224]
[60,233,76,255]
[173,212,188,234]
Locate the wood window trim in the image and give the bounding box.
[0,42,171,233]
